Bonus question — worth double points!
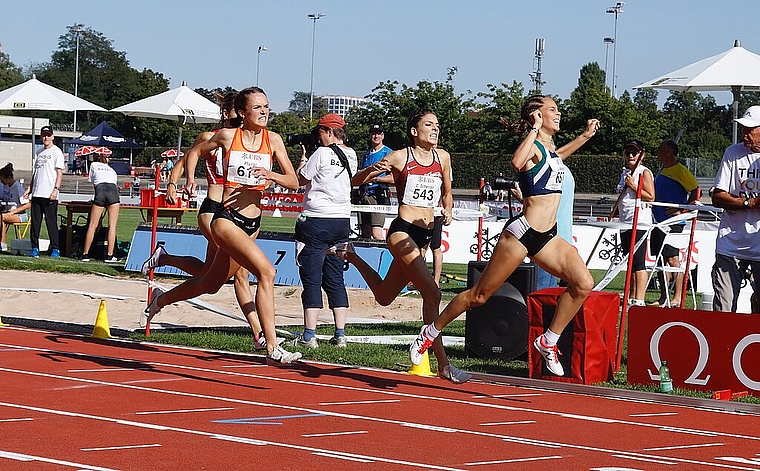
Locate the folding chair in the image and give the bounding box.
[646,213,698,308]
[10,221,31,239]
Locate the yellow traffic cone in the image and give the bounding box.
[408,350,436,377]
[0,316,7,327]
[92,300,112,339]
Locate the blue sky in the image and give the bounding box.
[2,1,756,113]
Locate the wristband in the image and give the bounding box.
[531,127,539,134]
[53,186,59,190]
[167,182,177,188]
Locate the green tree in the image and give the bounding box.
[0,50,23,91]
[289,91,327,122]
[346,67,475,152]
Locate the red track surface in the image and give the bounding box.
[1,325,759,470]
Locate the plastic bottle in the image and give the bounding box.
[659,360,673,393]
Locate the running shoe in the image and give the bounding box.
[326,241,355,260]
[439,364,472,384]
[141,245,167,275]
[266,346,302,364]
[50,249,60,258]
[30,248,39,258]
[533,336,564,376]
[409,324,436,366]
[80,257,90,262]
[144,287,164,324]
[329,335,347,348]
[286,335,318,349]
[254,336,267,351]
[104,256,121,263]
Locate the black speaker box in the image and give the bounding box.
[465,261,537,360]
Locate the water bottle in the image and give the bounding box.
[659,360,673,393]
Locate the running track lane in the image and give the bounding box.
[0,326,758,470]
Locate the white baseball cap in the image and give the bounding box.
[734,105,760,128]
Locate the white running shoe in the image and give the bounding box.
[255,336,267,351]
[267,346,302,364]
[144,288,164,325]
[326,241,355,260]
[141,245,167,275]
[409,324,436,366]
[533,336,565,376]
[440,364,472,384]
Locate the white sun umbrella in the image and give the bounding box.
[0,74,106,163]
[634,40,760,143]
[111,81,221,160]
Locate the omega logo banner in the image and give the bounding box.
[628,306,760,396]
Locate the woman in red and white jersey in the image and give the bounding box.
[147,87,302,364]
[334,109,470,384]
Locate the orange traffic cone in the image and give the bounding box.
[92,300,112,339]
[408,350,436,377]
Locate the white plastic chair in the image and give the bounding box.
[646,217,698,308]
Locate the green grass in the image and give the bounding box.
[2,211,755,404]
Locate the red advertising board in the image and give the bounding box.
[628,306,760,396]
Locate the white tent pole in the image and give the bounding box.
[732,86,740,144]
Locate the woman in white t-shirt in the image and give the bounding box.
[81,153,121,262]
[0,163,30,252]
[614,140,655,306]
[292,113,358,348]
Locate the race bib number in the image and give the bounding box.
[545,156,564,192]
[227,151,271,187]
[402,174,441,207]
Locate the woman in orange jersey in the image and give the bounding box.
[146,87,302,364]
[141,91,266,350]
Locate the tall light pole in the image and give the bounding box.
[71,23,84,132]
[307,13,325,122]
[606,2,624,98]
[603,37,615,94]
[256,45,267,86]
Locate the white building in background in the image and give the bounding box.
[0,116,79,172]
[322,95,367,118]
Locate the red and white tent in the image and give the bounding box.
[161,149,183,158]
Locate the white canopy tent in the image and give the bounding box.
[0,75,106,163]
[634,40,760,143]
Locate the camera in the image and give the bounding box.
[492,175,517,191]
[286,127,321,156]
[285,132,318,148]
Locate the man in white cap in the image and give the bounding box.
[710,105,760,312]
[23,125,64,258]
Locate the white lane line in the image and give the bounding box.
[472,393,542,398]
[221,364,267,368]
[0,449,118,470]
[320,400,400,406]
[403,423,458,433]
[630,412,678,417]
[643,442,724,451]
[0,418,33,422]
[313,452,373,463]
[480,420,536,426]
[136,407,234,415]
[69,368,152,372]
[302,431,368,438]
[659,426,718,437]
[465,455,563,466]
[81,444,162,451]
[613,453,677,465]
[560,413,615,423]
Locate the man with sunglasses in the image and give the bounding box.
[23,126,64,258]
